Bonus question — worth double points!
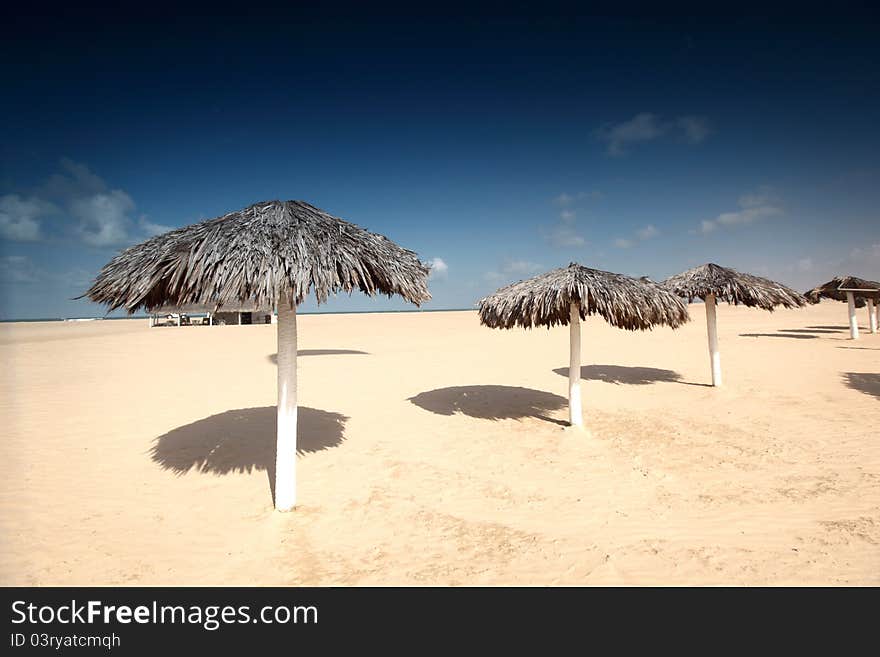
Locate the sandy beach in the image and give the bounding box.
[1,301,877,586]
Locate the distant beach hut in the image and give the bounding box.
[478,263,689,428]
[804,276,880,338]
[148,303,274,327]
[662,263,805,386]
[82,200,430,511]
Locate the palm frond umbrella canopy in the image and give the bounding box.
[83,200,431,511]
[662,263,806,386]
[478,263,690,428]
[804,276,880,338]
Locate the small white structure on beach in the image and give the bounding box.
[148,304,274,327]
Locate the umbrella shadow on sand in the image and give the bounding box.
[151,406,348,503]
[842,373,880,400]
[779,328,842,334]
[553,364,707,387]
[739,332,818,340]
[267,349,368,364]
[408,385,569,426]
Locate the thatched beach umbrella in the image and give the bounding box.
[804,276,880,338]
[478,263,689,428]
[662,263,805,386]
[83,200,430,511]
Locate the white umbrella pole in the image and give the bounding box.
[569,303,583,427]
[275,303,298,511]
[705,293,722,386]
[846,292,859,340]
[867,298,877,334]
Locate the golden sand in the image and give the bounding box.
[1,301,877,585]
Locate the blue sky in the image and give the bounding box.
[1,5,878,319]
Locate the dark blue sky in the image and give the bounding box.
[1,4,878,318]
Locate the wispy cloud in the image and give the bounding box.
[614,223,660,248]
[485,259,543,283]
[428,257,448,279]
[796,257,814,272]
[70,189,137,247]
[636,224,659,240]
[598,113,666,156]
[699,188,782,234]
[678,115,712,144]
[543,208,586,247]
[2,158,170,248]
[597,112,712,156]
[139,217,174,238]
[845,243,880,274]
[0,254,96,288]
[0,195,57,242]
[0,255,42,283]
[543,191,601,248]
[554,190,603,206]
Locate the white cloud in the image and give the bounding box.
[636,224,659,240]
[598,113,667,156]
[484,259,543,283]
[846,243,880,274]
[707,206,781,232]
[546,224,586,248]
[0,256,98,290]
[700,189,783,234]
[0,195,56,241]
[614,224,660,248]
[0,255,42,283]
[554,190,603,206]
[767,243,879,292]
[503,260,542,275]
[139,216,173,237]
[543,206,588,248]
[597,112,712,156]
[43,158,107,198]
[699,219,717,234]
[554,192,575,206]
[677,116,712,144]
[4,159,169,247]
[428,257,448,279]
[70,189,136,247]
[737,187,775,208]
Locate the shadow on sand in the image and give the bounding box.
[740,333,818,340]
[151,406,348,502]
[267,349,369,364]
[806,325,849,330]
[553,364,706,386]
[779,328,842,334]
[842,373,880,400]
[408,385,568,426]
